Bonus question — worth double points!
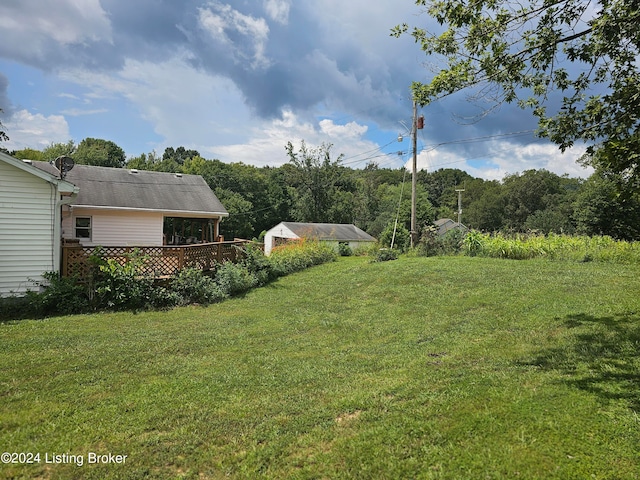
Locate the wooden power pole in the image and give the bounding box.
[410,99,424,248]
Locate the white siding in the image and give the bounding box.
[264,223,298,254]
[0,161,56,296]
[65,208,164,246]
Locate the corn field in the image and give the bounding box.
[462,232,640,263]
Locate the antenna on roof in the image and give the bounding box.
[53,156,75,179]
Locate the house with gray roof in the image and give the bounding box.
[30,161,228,247]
[264,222,376,255]
[434,218,468,237]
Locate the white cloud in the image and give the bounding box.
[319,119,368,138]
[60,108,109,116]
[412,140,593,180]
[0,0,112,62]
[3,110,70,151]
[197,2,271,69]
[54,52,379,165]
[264,0,290,25]
[210,110,379,167]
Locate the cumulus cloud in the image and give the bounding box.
[197,2,271,69]
[0,0,112,67]
[209,110,379,167]
[319,119,368,139]
[264,0,290,25]
[3,110,70,151]
[413,140,593,181]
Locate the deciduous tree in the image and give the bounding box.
[75,138,126,168]
[393,0,640,175]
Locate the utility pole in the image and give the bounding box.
[456,188,465,224]
[411,99,417,248]
[410,99,424,248]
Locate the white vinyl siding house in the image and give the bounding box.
[62,208,164,246]
[264,222,377,255]
[0,154,77,296]
[31,163,229,247]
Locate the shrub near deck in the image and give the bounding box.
[0,256,639,479]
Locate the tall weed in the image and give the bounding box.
[462,232,640,263]
[269,239,337,276]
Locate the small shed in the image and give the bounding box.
[434,218,469,236]
[264,222,376,255]
[0,153,78,296]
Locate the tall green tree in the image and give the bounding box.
[11,148,44,161]
[74,138,126,168]
[502,169,566,230]
[285,141,347,223]
[163,146,200,166]
[392,0,640,175]
[573,171,640,240]
[42,141,76,160]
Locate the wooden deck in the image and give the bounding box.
[61,240,255,279]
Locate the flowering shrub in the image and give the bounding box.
[269,239,337,276]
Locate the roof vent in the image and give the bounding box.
[175,173,182,177]
[129,169,138,174]
[22,159,33,165]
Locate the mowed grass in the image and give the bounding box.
[1,256,639,479]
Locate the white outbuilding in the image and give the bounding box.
[264,222,376,255]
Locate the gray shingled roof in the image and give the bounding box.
[31,162,227,216]
[282,222,376,242]
[434,218,468,236]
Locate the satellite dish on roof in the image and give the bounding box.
[54,155,74,179]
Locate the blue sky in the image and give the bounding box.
[0,0,592,180]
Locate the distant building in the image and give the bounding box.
[264,222,376,255]
[434,218,469,236]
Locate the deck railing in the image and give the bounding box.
[61,240,255,279]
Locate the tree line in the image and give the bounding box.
[9,137,640,242]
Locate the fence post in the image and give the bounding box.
[178,247,185,271]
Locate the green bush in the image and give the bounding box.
[371,248,399,262]
[91,251,157,311]
[28,272,90,316]
[417,225,443,257]
[442,229,466,255]
[379,223,410,252]
[0,295,37,321]
[241,244,276,286]
[215,261,258,296]
[337,242,353,256]
[170,268,227,305]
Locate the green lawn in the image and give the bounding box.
[1,256,639,479]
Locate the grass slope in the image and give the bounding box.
[1,256,639,479]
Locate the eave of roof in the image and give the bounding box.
[1,153,78,194]
[70,204,229,217]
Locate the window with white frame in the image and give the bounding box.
[75,217,92,240]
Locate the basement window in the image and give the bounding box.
[75,217,92,240]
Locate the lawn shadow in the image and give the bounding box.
[519,312,640,410]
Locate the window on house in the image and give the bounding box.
[75,217,92,239]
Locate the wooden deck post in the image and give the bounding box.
[178,247,185,270]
